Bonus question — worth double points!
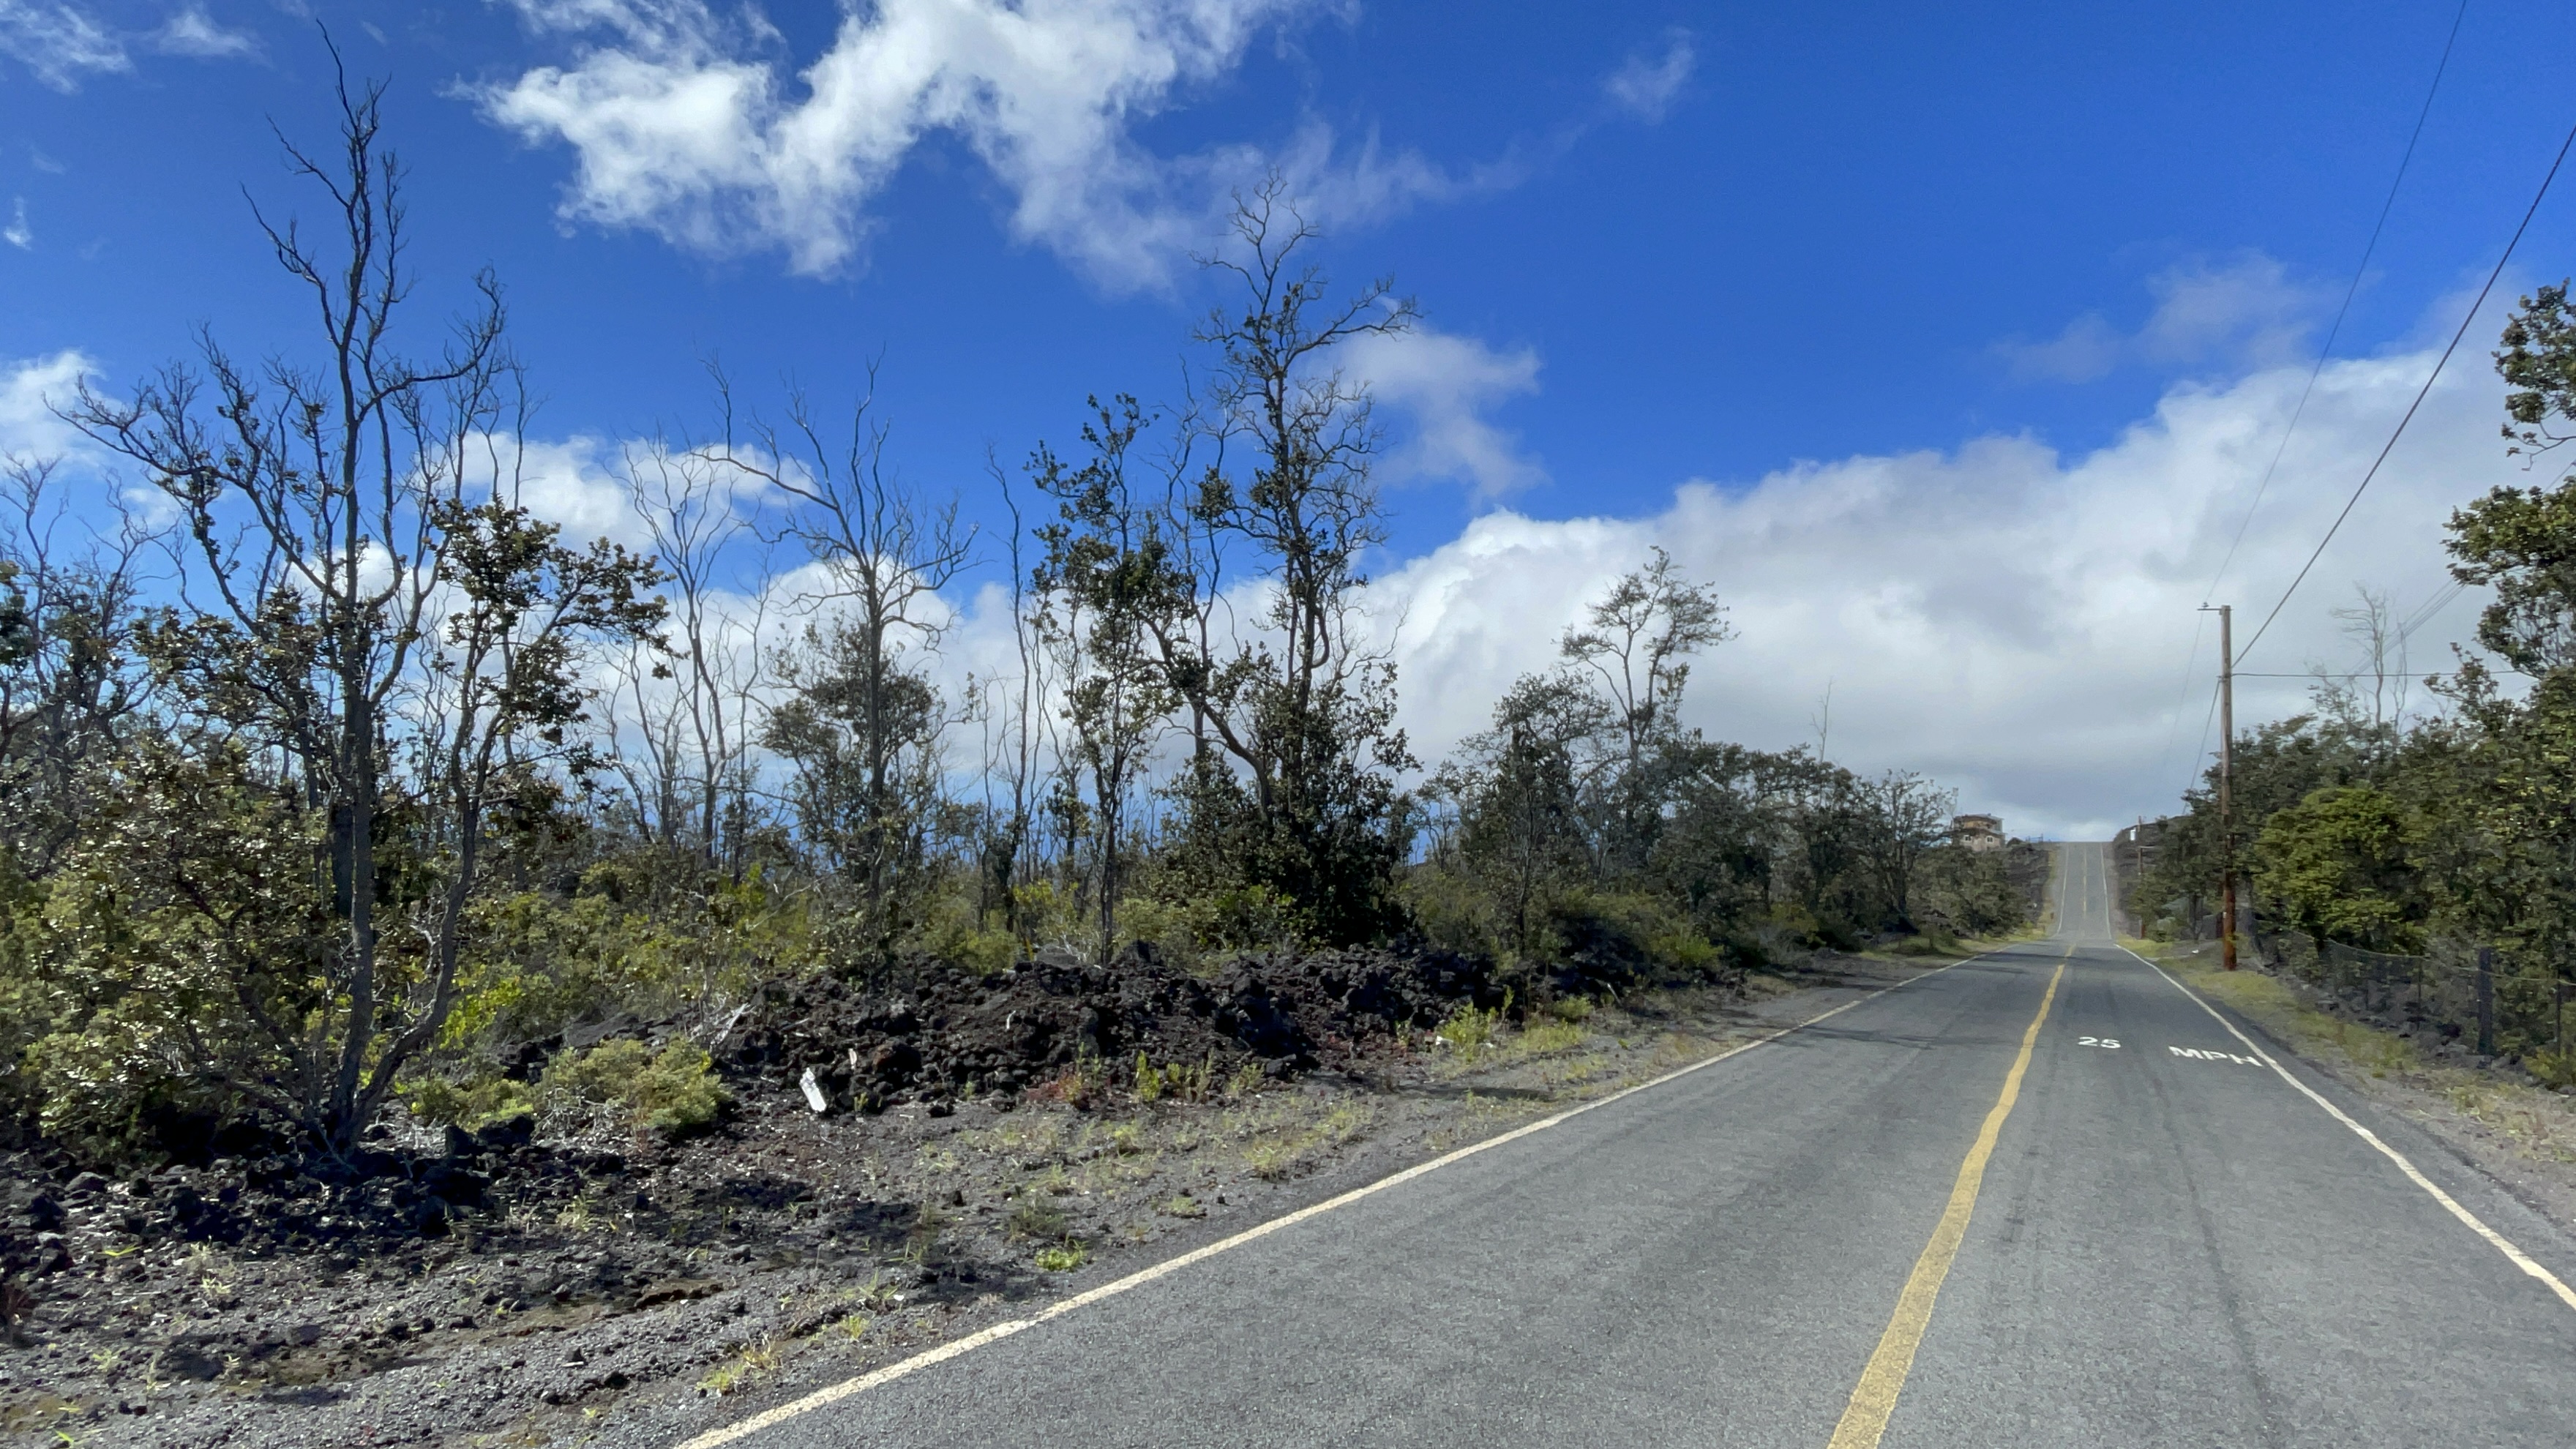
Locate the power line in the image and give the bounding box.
[2394,578,2467,644]
[2154,610,2210,800]
[2201,0,2470,607]
[2161,1,2467,815]
[2238,112,2576,666]
[2187,674,2222,796]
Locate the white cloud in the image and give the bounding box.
[1367,337,2527,840]
[458,303,2539,847]
[153,4,256,59]
[1999,311,2122,384]
[2002,252,2321,383]
[1345,323,1543,499]
[0,350,97,459]
[0,1,130,89]
[503,435,656,547]
[4,197,29,249]
[478,0,1486,288]
[1604,30,1693,124]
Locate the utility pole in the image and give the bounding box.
[2201,604,2239,971]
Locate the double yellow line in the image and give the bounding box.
[1825,955,2068,1449]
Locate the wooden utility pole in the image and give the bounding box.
[2203,604,2239,971]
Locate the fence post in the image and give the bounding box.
[2476,946,2497,1057]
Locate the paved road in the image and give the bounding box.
[715,845,2576,1447]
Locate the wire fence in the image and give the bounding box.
[2248,924,2575,1059]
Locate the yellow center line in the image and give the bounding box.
[1824,955,2068,1449]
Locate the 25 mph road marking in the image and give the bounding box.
[1824,958,2068,1449]
[2170,1046,2262,1064]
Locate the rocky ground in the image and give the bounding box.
[0,946,1959,1449]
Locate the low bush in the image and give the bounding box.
[537,1038,728,1139]
[401,1074,534,1134]
[2527,1047,2576,1093]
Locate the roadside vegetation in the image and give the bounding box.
[0,72,2043,1446]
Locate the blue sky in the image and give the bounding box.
[5,0,2573,836]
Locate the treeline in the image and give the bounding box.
[2134,281,2576,1075]
[0,81,2028,1166]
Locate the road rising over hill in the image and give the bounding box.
[695,845,2576,1448]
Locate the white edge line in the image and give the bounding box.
[2119,941,2576,1314]
[673,950,2007,1448]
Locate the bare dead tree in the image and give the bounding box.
[724,374,972,955]
[63,62,664,1154]
[976,459,1057,943]
[618,427,774,875]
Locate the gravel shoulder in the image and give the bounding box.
[0,948,1977,1449]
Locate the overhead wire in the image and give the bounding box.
[2237,113,2576,664]
[2154,610,2211,798]
[2163,0,2467,804]
[2187,675,2223,798]
[2198,0,2471,608]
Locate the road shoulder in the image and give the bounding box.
[2126,937,2576,1249]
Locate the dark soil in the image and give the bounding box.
[0,945,1907,1449]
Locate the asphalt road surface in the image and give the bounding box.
[705,845,2576,1448]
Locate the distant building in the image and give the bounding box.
[1951,813,2004,853]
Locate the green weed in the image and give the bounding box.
[1006,1200,1067,1241]
[697,1338,782,1396]
[1242,1101,1377,1180]
[1437,1002,1503,1051]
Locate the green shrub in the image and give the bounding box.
[400,1074,534,1132]
[1118,883,1303,970]
[1437,1000,1505,1050]
[1395,864,1507,961]
[538,1038,728,1138]
[2527,1047,2576,1092]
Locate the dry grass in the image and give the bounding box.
[1238,1101,1379,1180]
[696,1338,782,1396]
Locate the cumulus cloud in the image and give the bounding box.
[502,435,658,547]
[152,4,255,59]
[1604,30,1693,123]
[1366,340,2523,840]
[478,0,1488,288]
[1344,323,1543,498]
[460,325,2523,843]
[4,197,29,250]
[2002,252,2321,383]
[0,1,130,89]
[0,351,97,459]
